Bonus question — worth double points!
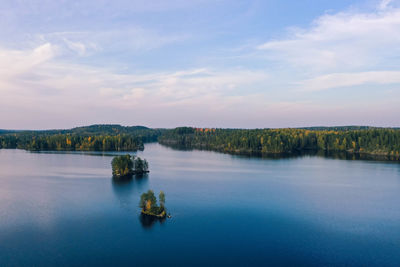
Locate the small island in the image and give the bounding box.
[111,154,149,178]
[139,190,167,218]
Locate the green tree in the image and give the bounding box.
[111,155,133,177]
[140,190,166,216]
[133,157,149,174]
[159,191,165,208]
[140,190,158,213]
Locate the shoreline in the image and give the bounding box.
[141,209,167,218]
[158,141,400,162]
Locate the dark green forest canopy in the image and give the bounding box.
[0,124,162,137]
[300,126,377,131]
[0,124,165,151]
[1,124,400,158]
[158,127,400,158]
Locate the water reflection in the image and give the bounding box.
[32,150,138,157]
[111,175,148,211]
[2,144,400,265]
[139,213,166,229]
[160,143,400,163]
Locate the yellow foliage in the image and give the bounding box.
[146,200,152,211]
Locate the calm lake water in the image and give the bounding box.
[1,143,400,266]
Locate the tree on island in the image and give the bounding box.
[111,154,149,178]
[111,155,133,177]
[139,190,166,217]
[159,191,165,208]
[133,157,149,175]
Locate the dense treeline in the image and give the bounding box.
[0,134,143,151]
[3,124,400,158]
[159,127,400,159]
[0,124,164,151]
[301,126,375,131]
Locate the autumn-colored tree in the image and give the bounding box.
[140,190,158,213]
[111,155,133,177]
[139,190,167,217]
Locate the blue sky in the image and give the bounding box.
[1,0,399,129]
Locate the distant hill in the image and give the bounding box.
[2,125,399,134]
[0,124,165,151]
[0,129,27,134]
[300,126,378,131]
[0,124,159,136]
[68,124,153,135]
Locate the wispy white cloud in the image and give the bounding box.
[379,0,393,10]
[62,39,91,56]
[255,0,400,96]
[0,43,270,115]
[299,71,400,91]
[0,43,58,77]
[35,28,187,58]
[258,1,400,73]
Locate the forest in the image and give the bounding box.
[2,124,400,159]
[0,125,164,151]
[158,127,400,158]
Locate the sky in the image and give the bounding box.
[1,0,400,129]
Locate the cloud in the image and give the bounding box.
[257,2,400,73]
[379,0,393,10]
[0,43,58,77]
[256,0,400,94]
[36,28,186,58]
[299,71,400,91]
[62,39,90,56]
[0,43,270,113]
[1,41,398,129]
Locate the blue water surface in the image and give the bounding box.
[0,143,399,266]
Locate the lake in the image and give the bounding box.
[1,143,400,266]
